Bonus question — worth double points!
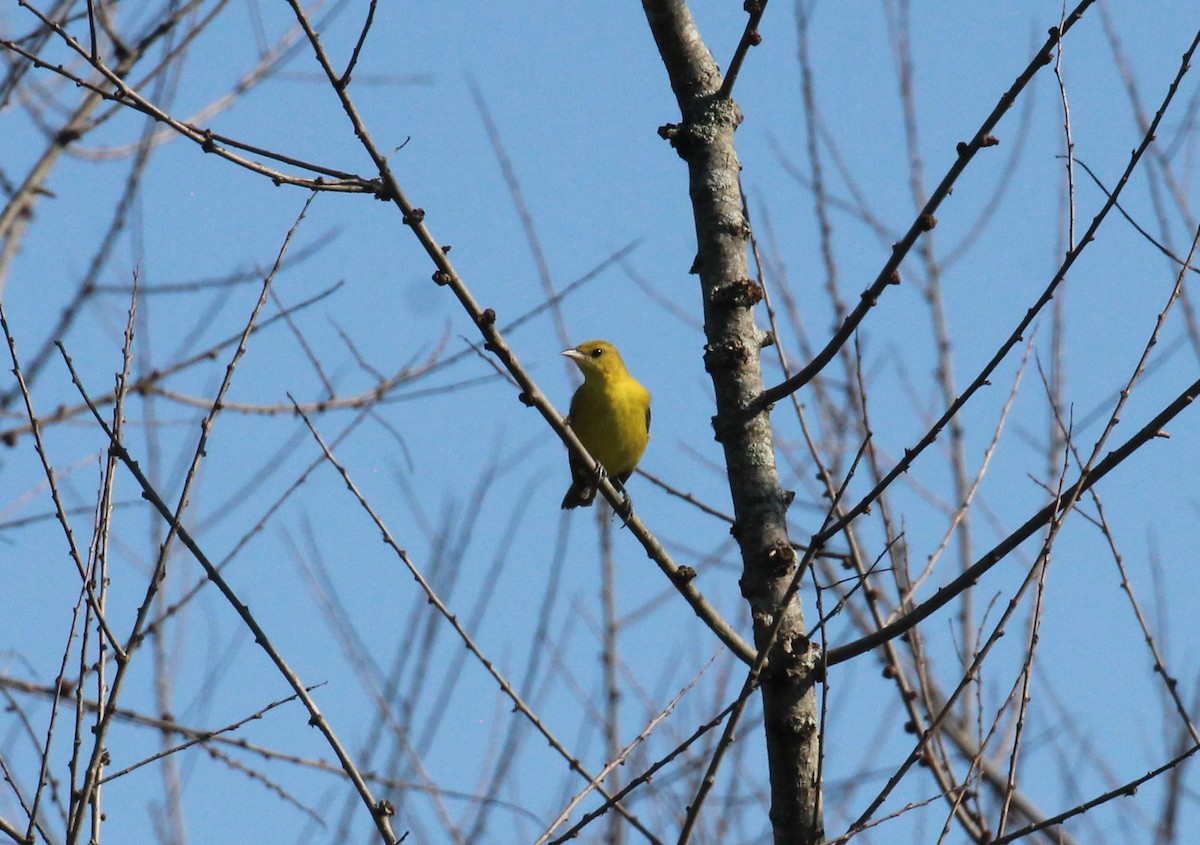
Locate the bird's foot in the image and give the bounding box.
[612,482,634,526]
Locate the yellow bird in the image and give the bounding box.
[560,340,652,509]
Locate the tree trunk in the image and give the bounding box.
[640,2,824,841]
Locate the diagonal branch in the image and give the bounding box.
[826,372,1200,667]
[278,0,755,664]
[56,355,406,845]
[757,0,1096,409]
[810,19,1200,548]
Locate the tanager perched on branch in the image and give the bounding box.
[560,340,652,509]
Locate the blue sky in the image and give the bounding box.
[4,2,1200,843]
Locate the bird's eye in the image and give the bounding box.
[590,348,603,358]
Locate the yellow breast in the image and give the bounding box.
[569,375,651,479]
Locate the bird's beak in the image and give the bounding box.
[562,348,585,362]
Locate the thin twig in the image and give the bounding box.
[758,1,1095,409]
[826,372,1200,667]
[99,690,306,783]
[55,356,405,845]
[290,400,662,845]
[989,742,1200,845]
[340,0,378,86]
[717,0,769,100]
